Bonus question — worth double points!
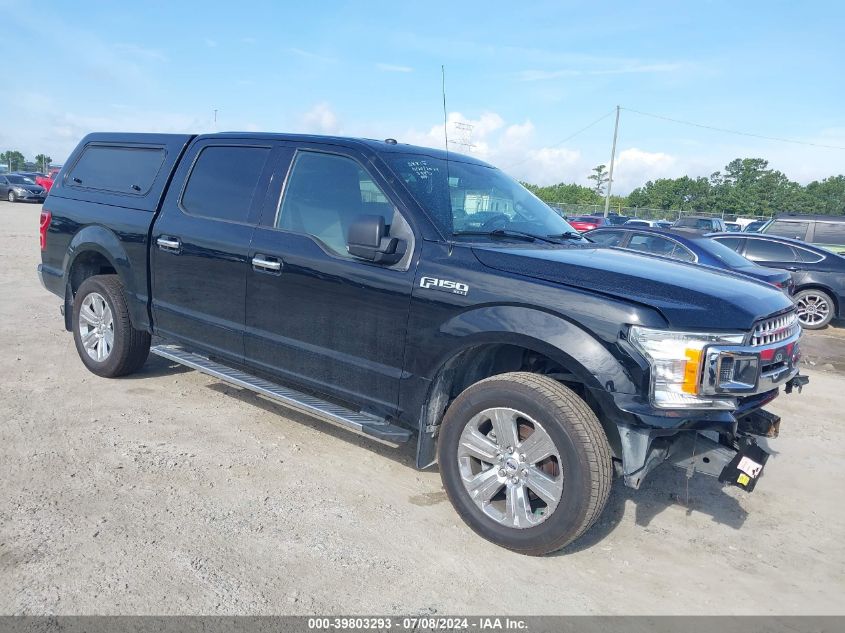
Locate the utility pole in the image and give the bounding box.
[603,105,620,217]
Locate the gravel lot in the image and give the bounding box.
[2,200,844,615]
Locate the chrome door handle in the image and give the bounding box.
[252,255,282,272]
[156,236,181,252]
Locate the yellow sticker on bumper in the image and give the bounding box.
[737,473,751,486]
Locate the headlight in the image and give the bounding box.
[629,326,744,409]
[14,187,26,194]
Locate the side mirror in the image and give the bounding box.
[347,214,406,265]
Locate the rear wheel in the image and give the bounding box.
[72,275,151,377]
[438,372,612,555]
[794,288,834,329]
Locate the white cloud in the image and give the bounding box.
[612,148,678,191]
[376,63,413,73]
[395,112,697,191]
[298,102,341,135]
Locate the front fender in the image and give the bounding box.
[407,305,643,469]
[435,305,639,394]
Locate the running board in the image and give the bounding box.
[150,344,412,447]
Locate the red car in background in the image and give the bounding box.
[567,215,608,232]
[35,174,54,191]
[36,167,61,192]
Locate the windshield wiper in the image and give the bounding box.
[547,232,586,241]
[453,229,559,244]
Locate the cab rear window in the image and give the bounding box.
[67,145,166,195]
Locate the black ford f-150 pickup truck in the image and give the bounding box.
[38,132,808,555]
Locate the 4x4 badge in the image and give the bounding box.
[419,276,469,296]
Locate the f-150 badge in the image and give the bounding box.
[419,276,469,296]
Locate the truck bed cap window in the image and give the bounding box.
[67,145,165,195]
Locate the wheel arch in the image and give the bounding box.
[62,226,139,331]
[412,306,636,468]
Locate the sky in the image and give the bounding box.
[1,0,843,193]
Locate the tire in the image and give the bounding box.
[794,288,835,330]
[438,372,612,555]
[7,190,16,203]
[72,275,151,377]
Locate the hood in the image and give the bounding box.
[472,244,794,330]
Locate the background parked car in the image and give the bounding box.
[0,174,46,202]
[36,173,56,191]
[584,226,793,290]
[624,219,653,227]
[604,214,630,226]
[567,215,608,231]
[725,222,742,232]
[710,232,845,329]
[653,220,673,229]
[672,215,727,233]
[744,220,768,233]
[761,214,845,255]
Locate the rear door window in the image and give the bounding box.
[795,246,825,263]
[744,239,799,262]
[766,220,809,241]
[713,236,744,252]
[628,233,677,257]
[180,145,271,223]
[67,145,165,195]
[587,230,626,246]
[669,244,696,262]
[811,222,845,245]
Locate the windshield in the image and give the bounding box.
[7,175,35,185]
[387,154,582,241]
[699,237,756,267]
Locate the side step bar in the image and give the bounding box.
[150,344,412,447]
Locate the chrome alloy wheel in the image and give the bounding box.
[457,407,563,529]
[795,292,831,327]
[78,292,114,362]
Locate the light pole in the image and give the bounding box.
[603,105,620,217]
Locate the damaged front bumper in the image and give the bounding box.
[617,374,809,491]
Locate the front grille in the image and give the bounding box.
[750,311,799,346]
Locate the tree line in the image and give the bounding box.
[523,158,845,217]
[1,150,53,173]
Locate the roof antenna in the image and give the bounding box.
[441,64,449,156]
[441,64,454,249]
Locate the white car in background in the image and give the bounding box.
[624,218,654,227]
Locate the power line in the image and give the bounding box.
[503,109,615,169]
[622,107,845,151]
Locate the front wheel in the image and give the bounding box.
[794,288,835,329]
[438,372,612,555]
[72,275,151,377]
[7,190,16,203]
